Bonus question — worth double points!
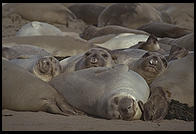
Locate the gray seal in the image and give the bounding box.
[49,64,150,120]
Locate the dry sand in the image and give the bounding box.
[2,110,194,131]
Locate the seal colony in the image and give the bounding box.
[2,3,194,122]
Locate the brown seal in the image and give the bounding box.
[129,52,168,85]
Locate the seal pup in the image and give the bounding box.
[2,59,76,116]
[129,52,168,85]
[143,53,194,121]
[98,3,162,29]
[60,47,115,73]
[49,64,150,120]
[10,56,62,82]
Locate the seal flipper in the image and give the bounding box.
[143,87,169,121]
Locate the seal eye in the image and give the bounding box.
[127,106,131,109]
[102,53,108,58]
[142,52,150,58]
[85,52,91,57]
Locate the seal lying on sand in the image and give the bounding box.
[2,59,76,116]
[98,3,162,29]
[60,47,115,73]
[2,36,94,57]
[137,22,192,38]
[16,21,65,37]
[10,56,62,82]
[2,3,76,25]
[143,53,194,121]
[129,52,168,85]
[80,25,149,40]
[49,64,150,120]
[2,45,51,60]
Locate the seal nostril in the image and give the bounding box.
[90,57,98,63]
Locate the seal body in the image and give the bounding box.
[49,64,150,120]
[95,33,149,50]
[2,59,76,115]
[16,21,64,37]
[98,3,162,29]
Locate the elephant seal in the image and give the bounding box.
[2,59,76,115]
[60,47,115,73]
[98,3,162,29]
[49,64,150,120]
[16,21,64,37]
[10,56,62,82]
[143,53,194,121]
[137,22,192,38]
[80,25,149,40]
[2,36,94,57]
[129,52,168,85]
[2,3,76,25]
[159,33,194,51]
[95,33,149,50]
[68,3,105,26]
[2,45,51,60]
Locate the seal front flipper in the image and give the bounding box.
[143,87,169,121]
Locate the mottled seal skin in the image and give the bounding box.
[98,3,162,29]
[2,45,51,60]
[80,25,149,40]
[2,59,76,116]
[10,56,62,82]
[68,4,105,26]
[49,64,150,121]
[60,47,115,73]
[129,52,168,85]
[137,22,192,38]
[143,53,194,121]
[16,21,64,37]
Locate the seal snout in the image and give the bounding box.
[149,56,158,65]
[90,56,98,64]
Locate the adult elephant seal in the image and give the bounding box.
[10,56,62,82]
[2,59,76,116]
[129,52,168,85]
[68,3,106,26]
[2,36,94,57]
[2,3,76,25]
[137,22,192,38]
[2,45,51,60]
[159,33,194,51]
[98,3,162,29]
[60,47,115,73]
[143,53,194,121]
[16,21,65,37]
[80,25,149,40]
[49,64,150,120]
